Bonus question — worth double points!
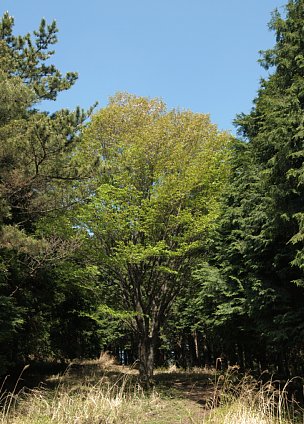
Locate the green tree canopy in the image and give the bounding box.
[77,93,232,384]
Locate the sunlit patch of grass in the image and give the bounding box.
[1,376,162,424]
[155,364,215,375]
[0,364,203,424]
[1,363,303,424]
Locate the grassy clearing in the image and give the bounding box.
[0,359,303,423]
[0,358,205,424]
[0,378,203,424]
[2,378,161,424]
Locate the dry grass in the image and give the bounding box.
[0,361,202,424]
[205,368,304,424]
[0,371,161,424]
[155,364,213,375]
[0,362,303,424]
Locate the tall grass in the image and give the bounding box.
[0,363,303,423]
[206,369,304,424]
[0,372,161,424]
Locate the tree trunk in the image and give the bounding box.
[138,335,155,388]
[192,330,200,366]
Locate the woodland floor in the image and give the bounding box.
[60,361,215,423]
[3,359,217,424]
[2,359,303,423]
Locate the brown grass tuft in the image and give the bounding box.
[205,369,304,424]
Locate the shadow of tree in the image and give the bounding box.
[154,370,215,406]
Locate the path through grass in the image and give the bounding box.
[0,358,303,423]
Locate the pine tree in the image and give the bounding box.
[0,13,95,372]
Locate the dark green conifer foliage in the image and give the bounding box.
[236,0,304,289]
[0,13,97,373]
[0,12,77,100]
[210,0,304,373]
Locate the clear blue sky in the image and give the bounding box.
[1,0,285,133]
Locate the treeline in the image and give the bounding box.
[0,0,303,384]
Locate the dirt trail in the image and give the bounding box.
[154,369,215,404]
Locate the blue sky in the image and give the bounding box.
[1,0,285,134]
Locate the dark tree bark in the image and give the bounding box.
[138,335,156,387]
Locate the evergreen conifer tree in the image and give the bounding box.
[0,13,96,372]
[212,0,304,373]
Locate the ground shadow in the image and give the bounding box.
[154,370,216,406]
[1,360,217,411]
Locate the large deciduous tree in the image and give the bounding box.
[78,93,231,384]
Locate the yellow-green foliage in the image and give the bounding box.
[77,92,233,312]
[75,93,233,379]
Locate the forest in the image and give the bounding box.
[0,0,303,407]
